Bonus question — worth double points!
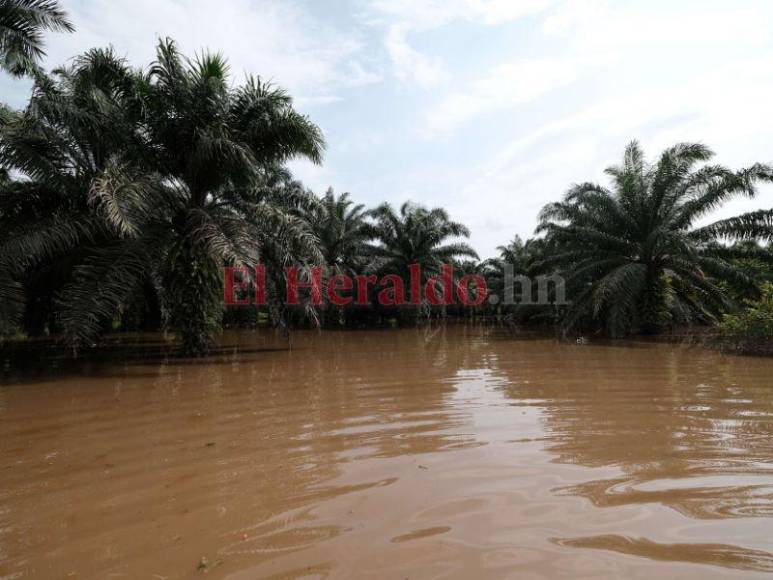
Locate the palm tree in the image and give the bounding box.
[244,170,324,333]
[297,188,372,325]
[481,235,554,323]
[144,40,324,353]
[367,202,478,319]
[493,235,541,275]
[303,187,371,275]
[0,0,74,76]
[67,40,324,354]
[537,141,773,337]
[0,48,144,335]
[0,40,325,354]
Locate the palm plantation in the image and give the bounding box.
[0,35,772,352]
[5,9,773,580]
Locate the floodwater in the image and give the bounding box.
[1,326,773,579]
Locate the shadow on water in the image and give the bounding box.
[0,332,293,386]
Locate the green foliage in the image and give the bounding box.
[720,283,773,338]
[536,141,773,337]
[0,40,325,355]
[0,47,143,341]
[296,188,373,326]
[366,202,478,279]
[3,34,773,349]
[364,202,478,322]
[303,187,371,276]
[0,0,73,76]
[717,241,773,304]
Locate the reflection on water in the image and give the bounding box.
[1,326,773,578]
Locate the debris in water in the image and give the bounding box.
[197,556,222,573]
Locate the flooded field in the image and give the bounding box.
[1,326,773,579]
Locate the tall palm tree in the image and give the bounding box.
[0,48,144,335]
[367,202,478,318]
[118,39,324,353]
[0,0,73,76]
[537,141,773,337]
[0,40,325,354]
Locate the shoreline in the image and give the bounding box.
[3,324,773,383]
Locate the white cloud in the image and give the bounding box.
[370,0,553,29]
[368,0,553,88]
[453,50,773,256]
[2,0,380,108]
[421,0,772,137]
[425,56,599,134]
[471,0,555,24]
[384,24,447,88]
[542,0,768,50]
[393,0,773,256]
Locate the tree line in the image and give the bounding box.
[1,0,772,355]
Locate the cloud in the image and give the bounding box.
[368,0,553,88]
[384,23,447,88]
[452,49,773,257]
[397,0,773,257]
[421,0,772,136]
[542,0,768,50]
[370,0,553,29]
[0,0,381,109]
[425,56,599,134]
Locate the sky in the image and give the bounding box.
[2,0,773,258]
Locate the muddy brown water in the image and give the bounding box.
[2,326,773,579]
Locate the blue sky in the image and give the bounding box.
[3,0,773,258]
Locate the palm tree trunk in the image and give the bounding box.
[639,269,665,335]
[165,238,223,356]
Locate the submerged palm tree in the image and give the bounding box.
[537,141,773,336]
[0,0,73,75]
[479,235,555,322]
[303,187,371,275]
[0,40,324,354]
[367,202,478,318]
[368,202,478,276]
[297,188,372,326]
[127,39,323,353]
[493,235,542,276]
[0,48,144,334]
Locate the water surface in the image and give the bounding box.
[2,326,773,578]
